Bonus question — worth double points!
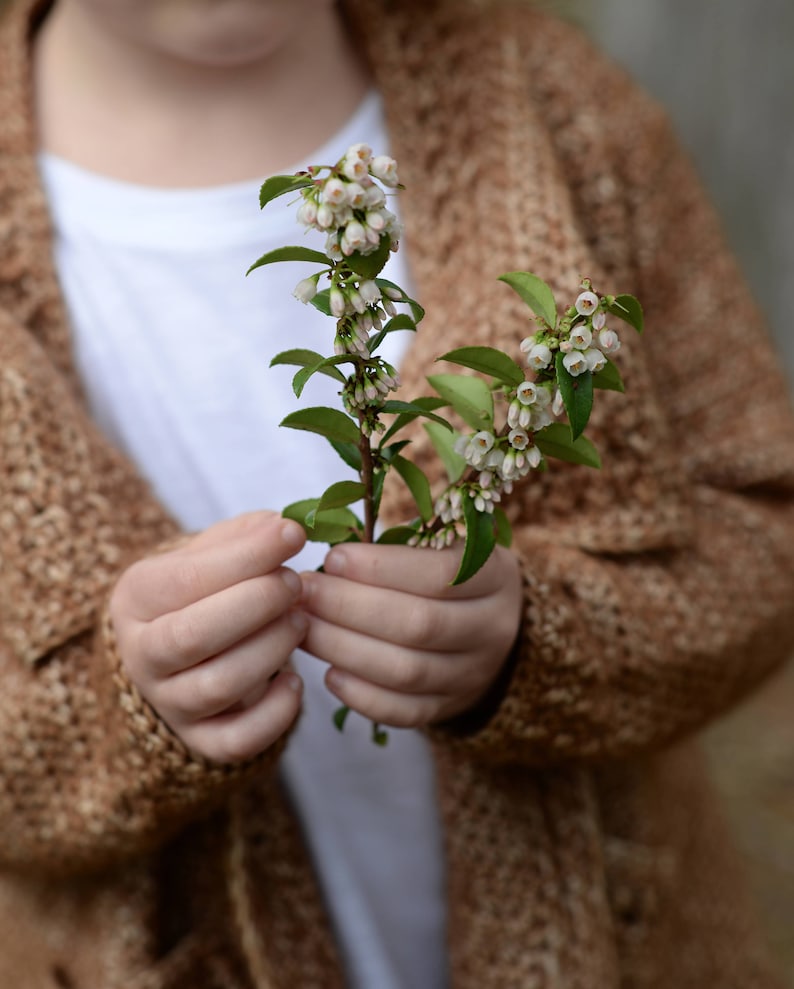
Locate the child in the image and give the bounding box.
[1,0,793,986]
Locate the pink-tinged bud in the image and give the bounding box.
[562,350,588,376]
[552,389,565,417]
[330,287,346,317]
[296,199,318,226]
[598,328,621,354]
[507,399,521,429]
[560,340,573,353]
[519,406,532,429]
[575,291,599,317]
[592,311,607,330]
[292,275,318,304]
[526,446,542,469]
[479,471,493,489]
[370,154,399,187]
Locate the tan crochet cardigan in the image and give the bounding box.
[2,0,794,986]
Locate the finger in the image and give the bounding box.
[320,542,511,599]
[179,670,304,764]
[301,573,493,656]
[142,569,303,676]
[124,515,306,618]
[323,667,463,729]
[303,613,482,696]
[153,611,309,721]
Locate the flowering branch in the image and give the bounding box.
[249,144,643,741]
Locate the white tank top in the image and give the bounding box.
[38,90,448,989]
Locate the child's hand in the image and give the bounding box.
[300,542,523,728]
[109,512,308,763]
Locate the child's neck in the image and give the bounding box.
[33,1,372,187]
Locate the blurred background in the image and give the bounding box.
[570,1,794,981]
[1,0,792,980]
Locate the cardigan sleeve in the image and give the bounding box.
[0,314,282,875]
[431,83,794,766]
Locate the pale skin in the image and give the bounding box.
[37,0,525,764]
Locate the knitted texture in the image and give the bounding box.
[2,0,794,986]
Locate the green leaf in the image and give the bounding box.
[452,494,497,585]
[280,407,360,445]
[372,723,389,746]
[246,245,330,276]
[346,236,391,279]
[555,352,593,441]
[315,481,366,512]
[426,374,494,431]
[437,346,525,388]
[380,440,412,462]
[494,507,512,548]
[378,398,452,445]
[333,705,350,732]
[282,499,362,543]
[423,421,466,484]
[607,294,644,334]
[535,423,601,469]
[368,314,417,353]
[258,173,314,209]
[292,355,355,398]
[271,348,327,371]
[592,359,625,393]
[377,525,420,545]
[329,440,362,471]
[498,271,558,329]
[310,288,332,316]
[375,279,425,323]
[391,455,433,522]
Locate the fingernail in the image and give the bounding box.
[325,668,344,692]
[281,520,305,549]
[290,610,308,633]
[324,549,346,575]
[281,569,301,596]
[285,672,303,693]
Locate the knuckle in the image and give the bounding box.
[391,651,426,692]
[161,612,204,665]
[171,556,207,604]
[403,601,441,647]
[189,663,233,717]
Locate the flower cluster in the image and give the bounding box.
[522,284,621,379]
[295,144,402,263]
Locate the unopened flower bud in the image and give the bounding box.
[292,275,318,304]
[330,287,346,317]
[370,154,399,187]
[598,328,621,354]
